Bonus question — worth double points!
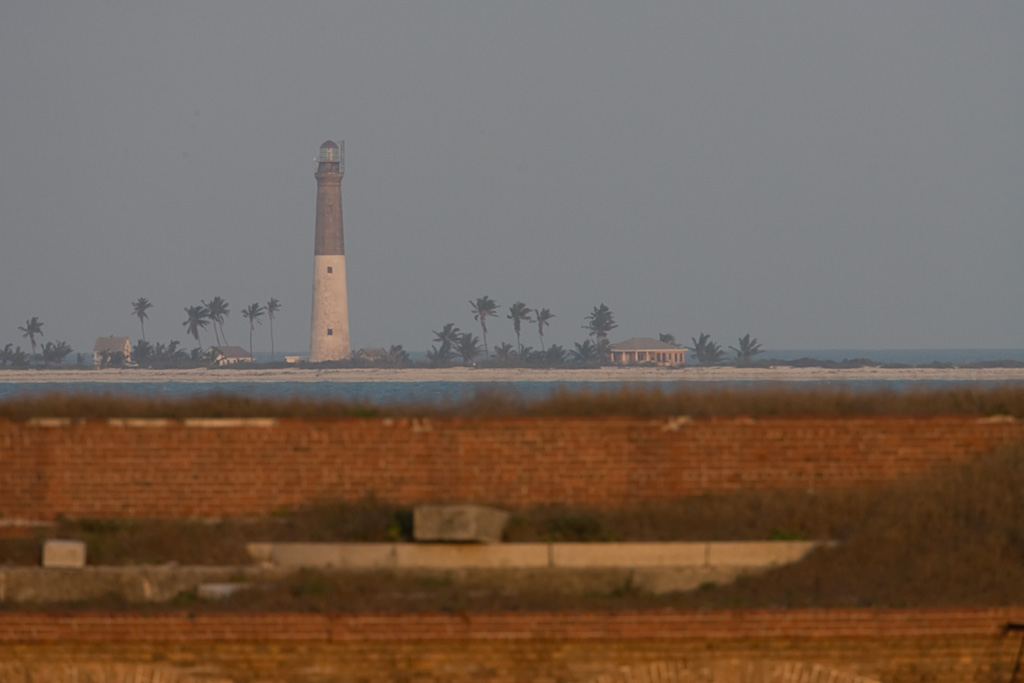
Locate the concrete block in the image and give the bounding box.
[263,543,397,569]
[413,505,510,543]
[551,543,706,568]
[706,541,819,567]
[42,540,86,568]
[395,544,549,569]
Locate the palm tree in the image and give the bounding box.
[659,333,678,346]
[493,342,516,365]
[729,334,764,365]
[241,302,265,361]
[182,305,210,348]
[266,298,281,361]
[157,340,188,366]
[433,323,460,351]
[41,340,73,367]
[507,302,533,354]
[534,308,555,352]
[571,340,599,363]
[202,296,230,347]
[134,339,154,365]
[457,332,481,364]
[686,333,726,365]
[470,296,499,358]
[9,346,29,367]
[131,297,153,341]
[545,344,566,366]
[18,317,43,358]
[583,304,617,342]
[383,344,411,368]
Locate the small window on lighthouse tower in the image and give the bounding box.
[327,329,333,336]
[327,266,333,273]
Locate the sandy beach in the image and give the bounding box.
[1,366,1023,384]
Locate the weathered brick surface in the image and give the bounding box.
[0,609,1022,682]
[2,417,1023,520]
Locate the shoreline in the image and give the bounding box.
[2,366,1024,384]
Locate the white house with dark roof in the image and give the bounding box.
[609,337,686,367]
[92,337,132,366]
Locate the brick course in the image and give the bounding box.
[2,417,1023,520]
[1,609,1022,682]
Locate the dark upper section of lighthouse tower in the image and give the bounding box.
[314,140,345,255]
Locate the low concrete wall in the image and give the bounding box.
[0,542,824,604]
[0,566,281,604]
[247,541,822,569]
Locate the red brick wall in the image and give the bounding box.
[2,416,1022,520]
[1,608,1022,682]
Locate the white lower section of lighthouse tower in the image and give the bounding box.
[309,254,350,362]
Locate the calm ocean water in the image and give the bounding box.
[0,349,1021,404]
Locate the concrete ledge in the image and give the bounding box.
[552,543,706,568]
[25,418,73,428]
[182,418,279,428]
[248,541,826,570]
[706,541,820,567]
[256,543,396,569]
[0,566,279,604]
[107,418,174,428]
[395,544,549,569]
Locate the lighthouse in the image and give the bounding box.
[309,140,350,362]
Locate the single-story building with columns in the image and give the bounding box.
[609,337,686,366]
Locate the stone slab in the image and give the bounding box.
[413,505,510,543]
[551,543,706,568]
[42,540,86,568]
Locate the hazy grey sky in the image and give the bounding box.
[2,2,1022,355]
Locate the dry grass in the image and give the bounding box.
[2,384,1024,420]
[677,440,1024,609]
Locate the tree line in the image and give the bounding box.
[0,296,283,370]
[1,296,765,370]
[0,317,75,368]
[416,297,763,368]
[136,296,282,367]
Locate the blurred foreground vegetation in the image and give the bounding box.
[2,384,1024,420]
